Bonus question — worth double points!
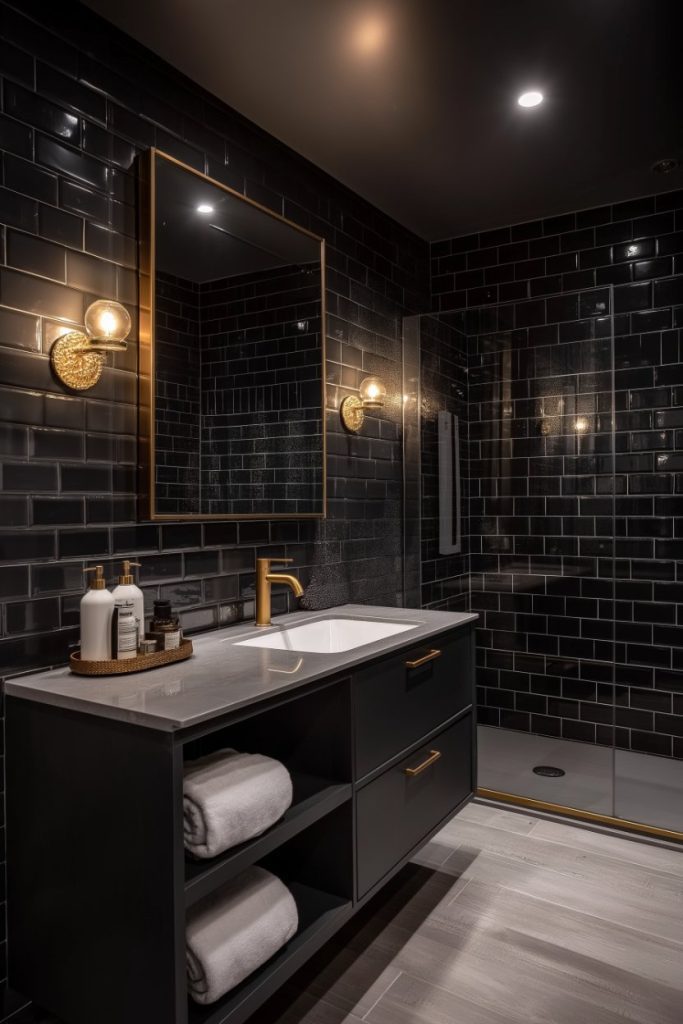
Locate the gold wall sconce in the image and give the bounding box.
[50,299,132,391]
[340,376,387,432]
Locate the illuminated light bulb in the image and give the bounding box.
[99,310,118,336]
[84,300,132,351]
[518,90,544,108]
[574,417,589,433]
[196,203,214,214]
[359,376,387,408]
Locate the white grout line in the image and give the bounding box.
[361,970,405,1021]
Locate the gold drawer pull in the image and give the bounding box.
[404,749,441,777]
[405,648,442,669]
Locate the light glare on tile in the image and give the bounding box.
[518,90,544,108]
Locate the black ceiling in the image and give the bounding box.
[83,0,683,240]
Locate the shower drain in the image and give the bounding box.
[533,765,566,778]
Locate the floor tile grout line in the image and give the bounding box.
[389,968,517,1023]
[443,875,472,905]
[360,969,404,1021]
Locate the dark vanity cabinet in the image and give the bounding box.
[6,622,475,1024]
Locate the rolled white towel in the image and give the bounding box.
[186,866,298,1004]
[183,748,293,859]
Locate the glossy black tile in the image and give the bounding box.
[65,250,117,296]
[3,81,80,146]
[0,37,35,87]
[0,268,84,321]
[6,597,60,634]
[36,135,109,193]
[7,230,66,281]
[36,62,107,123]
[614,281,652,312]
[653,276,683,306]
[0,564,30,599]
[32,497,84,526]
[38,204,83,248]
[0,531,55,562]
[58,528,110,558]
[0,112,33,160]
[3,463,58,491]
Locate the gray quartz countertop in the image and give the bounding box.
[4,605,477,732]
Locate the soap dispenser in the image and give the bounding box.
[112,560,144,649]
[80,565,115,661]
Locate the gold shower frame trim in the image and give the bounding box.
[138,148,327,521]
[478,788,683,843]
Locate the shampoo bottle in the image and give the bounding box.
[80,565,115,661]
[112,560,144,650]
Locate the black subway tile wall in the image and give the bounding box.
[154,271,201,515]
[200,265,323,516]
[154,264,324,517]
[0,0,428,990]
[430,189,683,760]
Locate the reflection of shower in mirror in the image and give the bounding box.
[438,411,461,555]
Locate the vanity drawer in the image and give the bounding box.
[353,627,472,778]
[356,715,472,898]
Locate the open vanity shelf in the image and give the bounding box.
[184,774,352,907]
[7,617,476,1024]
[187,804,355,1024]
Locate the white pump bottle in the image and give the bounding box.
[80,565,115,661]
[112,560,144,650]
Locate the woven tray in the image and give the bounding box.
[70,638,193,676]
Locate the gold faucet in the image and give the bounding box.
[255,557,304,627]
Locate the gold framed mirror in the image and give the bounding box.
[139,149,326,520]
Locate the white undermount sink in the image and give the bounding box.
[236,617,417,654]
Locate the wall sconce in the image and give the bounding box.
[340,375,387,432]
[50,299,132,391]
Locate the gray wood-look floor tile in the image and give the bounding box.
[364,972,513,1024]
[442,840,683,946]
[442,818,683,901]
[256,801,683,1024]
[454,801,540,835]
[390,886,683,1023]
[529,817,683,875]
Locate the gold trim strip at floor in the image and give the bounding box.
[477,788,683,843]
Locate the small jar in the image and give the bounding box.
[150,600,182,651]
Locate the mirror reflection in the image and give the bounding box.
[146,151,325,519]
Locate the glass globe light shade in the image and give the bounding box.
[84,300,132,351]
[359,376,386,408]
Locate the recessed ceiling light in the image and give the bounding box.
[518,90,544,108]
[651,158,679,174]
[196,203,214,214]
